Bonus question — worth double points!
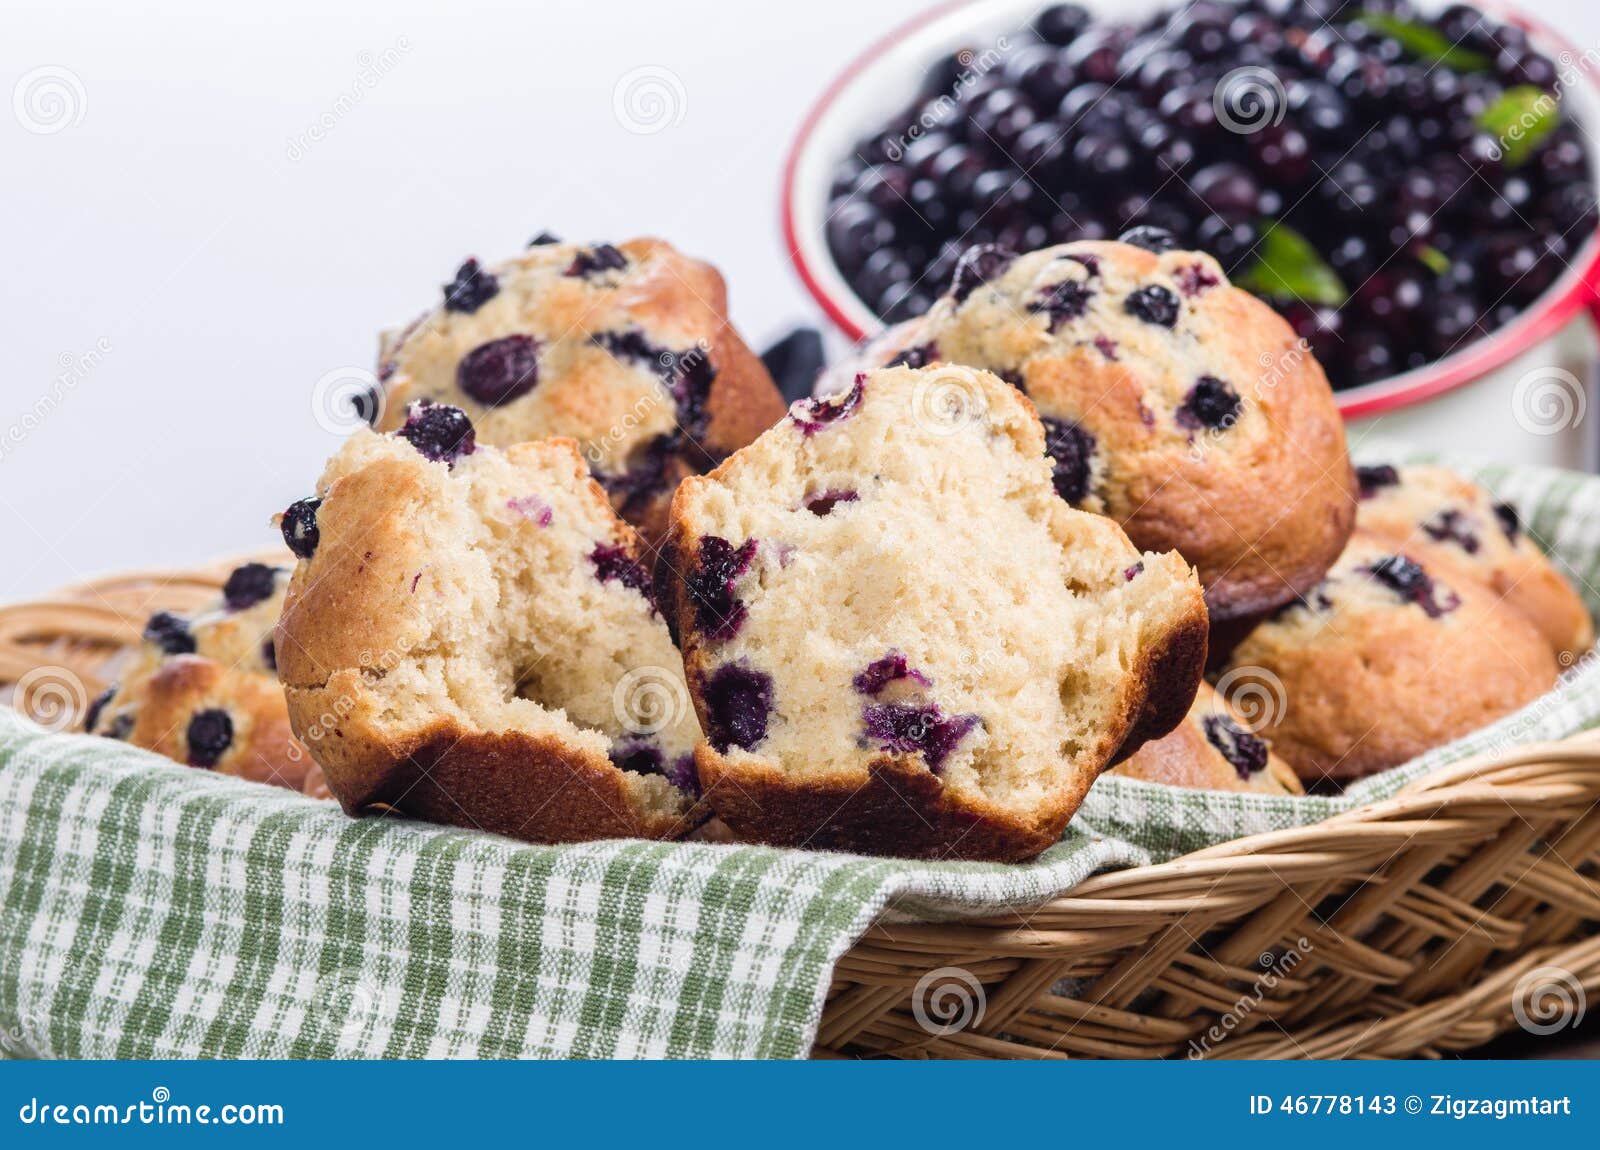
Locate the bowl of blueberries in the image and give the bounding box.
[784,0,1600,467]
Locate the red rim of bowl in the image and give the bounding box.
[781,0,1600,419]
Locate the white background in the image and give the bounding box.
[2,0,1596,600]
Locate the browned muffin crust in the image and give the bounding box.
[376,236,787,548]
[658,364,1208,862]
[877,240,1357,624]
[276,413,706,844]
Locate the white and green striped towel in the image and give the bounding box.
[3,447,1598,1059]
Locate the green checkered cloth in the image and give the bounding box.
[4,447,1599,1059]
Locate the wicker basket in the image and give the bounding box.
[4,558,1599,1060]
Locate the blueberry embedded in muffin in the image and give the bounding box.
[1114,682,1302,795]
[275,412,706,844]
[1354,462,1593,662]
[373,238,785,546]
[85,562,315,793]
[1220,530,1560,784]
[877,239,1356,627]
[657,363,1208,862]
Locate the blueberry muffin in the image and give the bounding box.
[275,402,704,844]
[1220,531,1560,784]
[1355,463,1593,663]
[375,236,786,546]
[1114,683,1302,795]
[85,562,318,792]
[656,364,1208,862]
[877,238,1356,625]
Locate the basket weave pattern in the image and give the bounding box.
[4,560,1599,1060]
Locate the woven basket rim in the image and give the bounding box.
[5,557,1599,1060]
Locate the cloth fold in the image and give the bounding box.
[3,446,1598,1058]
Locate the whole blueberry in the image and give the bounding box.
[186,708,234,768]
[222,563,280,612]
[281,498,322,560]
[1176,376,1242,431]
[398,402,477,465]
[457,335,540,406]
[143,611,196,656]
[702,663,774,752]
[565,243,629,277]
[441,258,499,314]
[1123,285,1180,327]
[1117,225,1179,253]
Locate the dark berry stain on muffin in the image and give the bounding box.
[804,489,858,516]
[106,714,134,741]
[1124,561,1145,581]
[702,663,774,752]
[1115,226,1173,253]
[1494,500,1521,542]
[350,384,383,427]
[457,335,541,406]
[688,536,759,641]
[1175,263,1221,297]
[1040,417,1096,505]
[949,243,1017,302]
[260,637,277,672]
[442,258,499,314]
[1366,555,1461,618]
[186,708,234,768]
[791,377,865,435]
[887,342,938,370]
[600,435,675,518]
[852,651,932,697]
[1092,335,1119,361]
[527,231,561,247]
[1423,508,1481,554]
[590,543,652,598]
[592,330,718,442]
[1123,285,1180,328]
[144,611,196,656]
[1176,375,1242,431]
[281,498,322,560]
[1202,714,1269,779]
[506,495,554,526]
[1029,277,1095,331]
[222,563,280,612]
[665,753,700,796]
[84,685,116,733]
[398,402,477,465]
[1355,463,1400,499]
[861,702,980,773]
[565,243,629,277]
[609,737,664,777]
